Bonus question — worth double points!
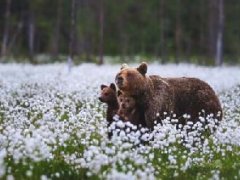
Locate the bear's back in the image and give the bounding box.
[164,77,222,123]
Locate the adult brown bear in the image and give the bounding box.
[115,62,222,130]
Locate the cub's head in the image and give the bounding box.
[115,62,148,95]
[117,90,136,112]
[99,83,117,103]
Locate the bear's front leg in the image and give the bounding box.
[144,105,161,130]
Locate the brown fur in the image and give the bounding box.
[117,91,146,127]
[162,77,222,124]
[115,63,222,130]
[99,83,119,123]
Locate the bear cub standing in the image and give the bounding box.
[99,83,145,127]
[117,91,146,127]
[99,83,119,124]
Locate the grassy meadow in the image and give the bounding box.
[0,63,240,179]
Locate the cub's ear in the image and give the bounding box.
[100,84,107,90]
[121,63,129,70]
[110,83,116,91]
[137,62,148,75]
[117,90,122,96]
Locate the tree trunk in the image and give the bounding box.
[68,0,77,70]
[199,0,205,57]
[118,17,128,61]
[208,0,218,63]
[98,0,104,65]
[84,0,92,62]
[117,9,128,61]
[159,0,166,63]
[8,21,23,54]
[215,0,224,66]
[175,0,182,64]
[28,10,35,63]
[1,0,11,59]
[50,0,62,59]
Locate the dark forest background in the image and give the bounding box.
[0,0,239,65]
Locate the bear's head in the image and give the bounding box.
[99,83,117,104]
[115,62,148,95]
[117,90,136,112]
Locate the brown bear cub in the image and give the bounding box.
[99,83,119,139]
[99,83,146,140]
[99,83,119,124]
[98,83,145,127]
[115,62,222,130]
[117,91,146,127]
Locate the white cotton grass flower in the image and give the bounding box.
[0,149,7,178]
[0,63,240,179]
[106,169,135,180]
[6,175,14,180]
[40,175,48,180]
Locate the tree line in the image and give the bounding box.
[0,0,239,65]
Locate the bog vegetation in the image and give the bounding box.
[0,63,240,179]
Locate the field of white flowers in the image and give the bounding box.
[0,63,240,179]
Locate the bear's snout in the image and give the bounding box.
[98,97,103,102]
[115,75,124,87]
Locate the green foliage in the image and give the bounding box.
[4,157,87,180]
[0,0,240,64]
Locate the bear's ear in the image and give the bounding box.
[121,63,129,70]
[137,62,148,75]
[110,83,116,91]
[100,84,107,90]
[117,90,122,96]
